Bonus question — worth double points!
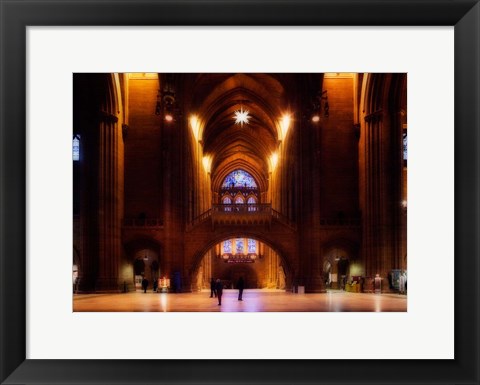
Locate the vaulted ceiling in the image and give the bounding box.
[175,73,322,191]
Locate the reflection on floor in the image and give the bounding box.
[73,289,407,312]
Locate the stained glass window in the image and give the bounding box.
[248,239,257,253]
[235,238,244,254]
[73,134,80,161]
[235,196,244,204]
[223,240,232,253]
[247,196,257,211]
[222,196,232,211]
[403,131,407,161]
[221,170,257,188]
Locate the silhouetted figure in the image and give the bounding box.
[215,279,223,305]
[153,279,158,292]
[141,277,149,293]
[237,276,244,301]
[210,278,217,298]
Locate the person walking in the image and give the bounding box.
[215,279,223,306]
[210,278,217,298]
[237,276,244,301]
[141,277,149,293]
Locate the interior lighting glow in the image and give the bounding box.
[190,115,201,141]
[270,152,279,171]
[280,114,291,139]
[202,156,212,173]
[233,107,250,126]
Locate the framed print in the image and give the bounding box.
[0,0,479,384]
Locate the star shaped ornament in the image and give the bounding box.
[233,107,250,127]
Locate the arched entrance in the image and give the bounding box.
[189,233,291,291]
[322,239,359,290]
[124,238,162,291]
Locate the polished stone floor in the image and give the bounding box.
[73,289,407,312]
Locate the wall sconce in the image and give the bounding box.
[311,90,329,123]
[163,89,175,122]
[156,82,177,123]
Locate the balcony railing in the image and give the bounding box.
[212,203,271,214]
[211,204,271,226]
[187,204,298,230]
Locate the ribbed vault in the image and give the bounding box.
[184,73,291,197]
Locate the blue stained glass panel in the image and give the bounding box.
[223,240,232,253]
[235,238,244,254]
[248,239,256,253]
[221,170,257,188]
[73,135,80,161]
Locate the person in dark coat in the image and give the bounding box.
[210,278,217,298]
[215,279,223,305]
[237,276,245,301]
[141,277,149,293]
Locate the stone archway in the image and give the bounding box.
[123,237,162,290]
[186,228,296,291]
[321,237,359,290]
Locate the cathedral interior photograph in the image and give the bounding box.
[73,72,407,312]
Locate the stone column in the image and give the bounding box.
[361,110,400,293]
[77,110,122,293]
[363,112,383,280]
[77,113,101,293]
[95,111,123,292]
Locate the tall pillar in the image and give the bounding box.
[77,111,123,292]
[77,113,100,293]
[95,112,123,291]
[362,110,399,292]
[363,112,383,279]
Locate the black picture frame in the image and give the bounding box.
[1,1,478,384]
